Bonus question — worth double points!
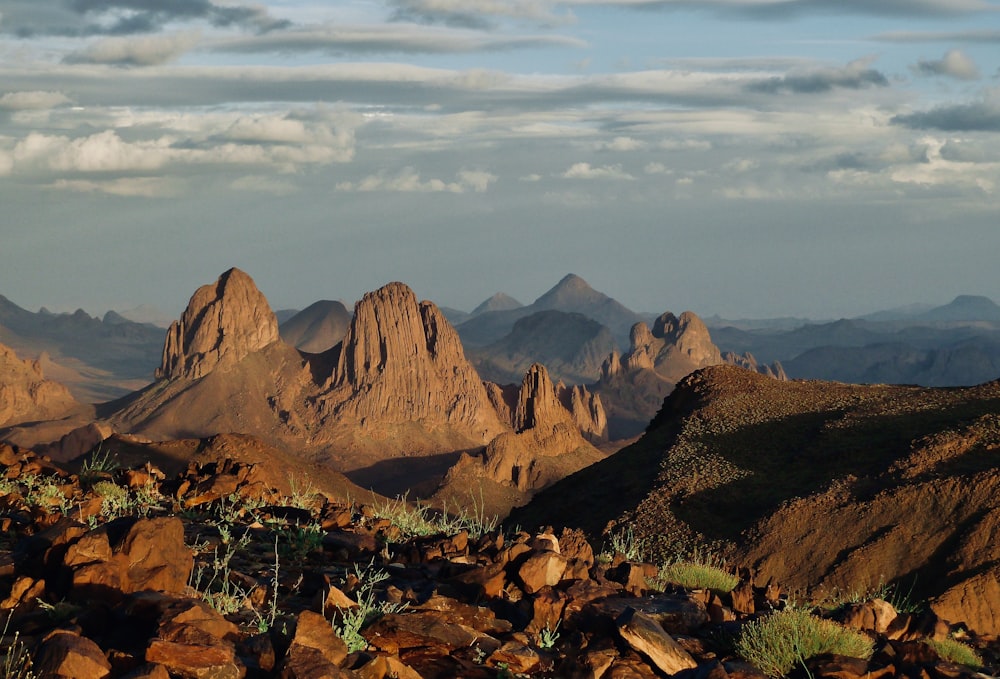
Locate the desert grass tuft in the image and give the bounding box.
[736,608,874,678]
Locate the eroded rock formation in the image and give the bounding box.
[156,268,279,380]
[315,282,506,443]
[0,343,78,428]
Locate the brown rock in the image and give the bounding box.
[527,586,568,634]
[0,342,78,428]
[317,282,506,442]
[931,565,1000,636]
[34,630,112,679]
[487,641,541,674]
[356,655,424,679]
[616,607,698,675]
[145,639,244,679]
[120,664,172,679]
[119,517,193,595]
[156,267,279,380]
[517,550,568,594]
[286,610,349,668]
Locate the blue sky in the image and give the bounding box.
[1,0,999,320]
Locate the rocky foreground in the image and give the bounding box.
[2,443,997,679]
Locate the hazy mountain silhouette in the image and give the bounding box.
[457,274,645,348]
[279,300,352,354]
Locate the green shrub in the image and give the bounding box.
[654,561,739,594]
[926,638,982,668]
[736,608,875,678]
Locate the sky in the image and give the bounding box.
[1,0,999,321]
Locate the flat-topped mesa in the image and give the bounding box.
[155,268,279,381]
[323,282,506,439]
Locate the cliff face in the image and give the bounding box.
[156,268,279,381]
[316,282,506,443]
[0,343,78,428]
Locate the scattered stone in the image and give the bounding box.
[616,607,698,675]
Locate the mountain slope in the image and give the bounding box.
[512,365,1000,634]
[469,309,616,385]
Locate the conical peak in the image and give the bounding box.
[156,268,278,381]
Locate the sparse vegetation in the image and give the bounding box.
[329,559,408,653]
[927,637,982,668]
[1,615,35,679]
[651,551,739,594]
[371,491,498,540]
[735,608,875,678]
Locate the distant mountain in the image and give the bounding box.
[0,295,164,402]
[0,342,79,428]
[279,300,352,354]
[116,304,174,328]
[468,310,616,385]
[274,308,301,324]
[856,302,935,322]
[457,274,645,348]
[471,292,523,316]
[918,295,1000,322]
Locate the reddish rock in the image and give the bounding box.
[34,630,112,679]
[156,267,279,380]
[317,282,506,442]
[285,610,349,668]
[517,550,568,594]
[0,342,78,428]
[355,655,423,679]
[616,607,698,675]
[145,638,244,679]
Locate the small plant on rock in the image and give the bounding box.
[535,621,560,650]
[927,637,982,668]
[330,559,407,653]
[736,608,874,678]
[651,546,738,594]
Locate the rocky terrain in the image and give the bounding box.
[513,365,1000,637]
[5,270,609,514]
[1,442,995,679]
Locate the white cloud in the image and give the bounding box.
[562,162,634,179]
[644,162,672,174]
[912,49,981,80]
[0,91,72,110]
[65,32,201,66]
[336,167,497,193]
[519,173,543,181]
[49,177,180,197]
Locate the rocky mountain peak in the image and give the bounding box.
[155,268,279,381]
[534,273,600,308]
[472,292,523,316]
[322,282,506,441]
[513,363,570,433]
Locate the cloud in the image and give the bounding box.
[214,24,586,55]
[49,177,180,197]
[5,109,356,179]
[0,90,72,110]
[65,32,202,66]
[747,58,889,94]
[0,0,289,38]
[873,29,1000,43]
[336,167,497,193]
[229,174,299,196]
[388,0,573,29]
[559,0,999,18]
[912,50,981,80]
[562,162,634,179]
[893,94,1000,131]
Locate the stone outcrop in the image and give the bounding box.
[315,282,506,442]
[2,448,994,678]
[0,342,78,428]
[723,351,787,380]
[155,268,279,380]
[595,311,786,438]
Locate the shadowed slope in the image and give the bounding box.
[513,365,1000,634]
